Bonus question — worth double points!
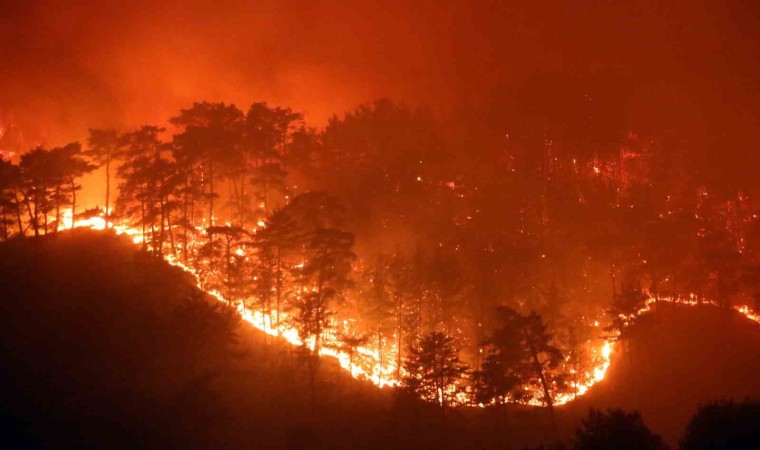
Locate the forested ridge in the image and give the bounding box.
[2,100,759,412]
[1,230,757,449]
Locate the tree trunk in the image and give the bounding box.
[276,247,282,335]
[208,161,214,226]
[42,187,48,235]
[396,315,402,380]
[105,152,111,228]
[54,184,61,233]
[70,176,77,226]
[150,219,156,256]
[225,238,232,293]
[167,199,176,256]
[182,171,190,261]
[239,168,246,227]
[13,190,24,235]
[24,193,37,236]
[140,192,147,251]
[650,266,660,302]
[159,193,166,254]
[377,329,384,383]
[527,333,556,431]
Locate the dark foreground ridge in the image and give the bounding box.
[0,230,758,449]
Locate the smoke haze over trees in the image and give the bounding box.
[1,1,759,448]
[2,1,760,189]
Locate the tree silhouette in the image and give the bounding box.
[117,126,177,253]
[698,226,742,308]
[680,399,760,450]
[478,307,565,426]
[256,207,299,336]
[18,143,94,235]
[244,102,302,216]
[361,257,394,382]
[86,129,123,226]
[205,225,247,300]
[295,227,355,354]
[338,331,369,377]
[520,311,566,425]
[19,147,55,235]
[473,308,528,414]
[386,250,414,380]
[574,408,668,450]
[319,100,443,231]
[250,161,288,215]
[605,271,647,368]
[56,142,97,227]
[403,331,468,409]
[170,140,206,261]
[0,156,23,238]
[171,102,243,227]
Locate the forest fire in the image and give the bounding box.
[56,207,760,407]
[3,2,760,449]
[1,91,758,416]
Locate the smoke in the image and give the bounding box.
[1,1,758,170]
[0,1,454,144]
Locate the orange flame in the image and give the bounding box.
[63,209,759,407]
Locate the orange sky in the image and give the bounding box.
[2,0,759,207]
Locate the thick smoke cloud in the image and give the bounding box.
[1,0,758,171]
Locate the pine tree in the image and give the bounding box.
[86,129,123,225]
[478,307,565,427]
[402,331,468,409]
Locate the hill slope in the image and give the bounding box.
[0,230,404,449]
[1,230,758,449]
[559,303,760,445]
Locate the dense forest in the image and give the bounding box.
[0,230,757,449]
[2,1,759,448]
[1,98,759,418]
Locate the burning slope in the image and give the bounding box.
[0,230,408,449]
[1,228,758,449]
[59,211,760,409]
[562,302,760,444]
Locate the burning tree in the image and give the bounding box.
[116,126,178,254]
[478,307,566,424]
[170,102,243,227]
[473,311,529,412]
[605,272,647,366]
[7,91,760,417]
[86,129,123,226]
[294,227,355,353]
[255,207,299,335]
[244,102,302,217]
[338,331,370,377]
[402,331,468,409]
[18,143,95,235]
[0,156,23,238]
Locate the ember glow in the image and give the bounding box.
[3,3,760,449]
[58,209,760,407]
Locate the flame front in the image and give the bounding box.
[65,210,759,408]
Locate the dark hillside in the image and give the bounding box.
[560,303,760,446]
[0,230,482,449]
[1,230,758,449]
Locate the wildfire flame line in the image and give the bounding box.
[64,211,760,408]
